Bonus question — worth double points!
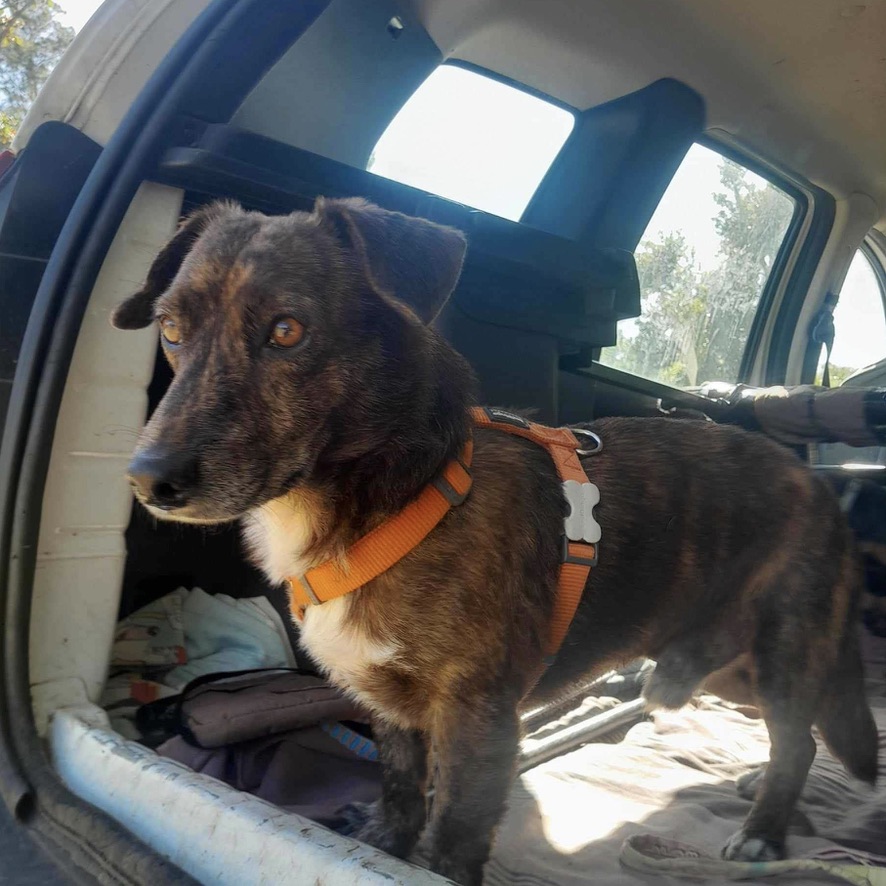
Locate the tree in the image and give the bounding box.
[700,160,794,382]
[820,364,855,388]
[1,1,74,150]
[607,232,705,387]
[605,156,794,388]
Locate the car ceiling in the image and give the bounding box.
[407,0,886,232]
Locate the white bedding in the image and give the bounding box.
[484,635,886,885]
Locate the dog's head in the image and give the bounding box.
[112,198,471,524]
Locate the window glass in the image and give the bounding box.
[600,143,795,388]
[367,65,575,222]
[817,249,886,385]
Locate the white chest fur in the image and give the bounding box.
[299,597,399,692]
[243,496,399,694]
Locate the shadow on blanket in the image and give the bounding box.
[470,693,886,886]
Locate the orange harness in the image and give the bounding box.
[288,407,601,658]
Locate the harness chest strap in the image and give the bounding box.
[471,408,599,655]
[288,407,599,657]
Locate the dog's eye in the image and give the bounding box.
[159,316,182,345]
[269,317,305,349]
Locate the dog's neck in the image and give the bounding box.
[244,332,475,585]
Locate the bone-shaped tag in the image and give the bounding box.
[563,480,601,544]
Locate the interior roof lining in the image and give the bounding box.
[405,0,886,232]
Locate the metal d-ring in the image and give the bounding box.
[572,428,603,456]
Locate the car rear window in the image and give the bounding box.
[367,65,575,222]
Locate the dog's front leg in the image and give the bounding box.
[424,699,520,886]
[348,719,429,858]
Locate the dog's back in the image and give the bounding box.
[392,413,880,853]
[543,416,878,813]
[550,416,862,688]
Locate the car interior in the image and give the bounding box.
[1,0,885,883]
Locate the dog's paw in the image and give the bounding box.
[735,766,766,801]
[722,830,784,862]
[337,800,375,837]
[338,801,416,858]
[429,854,486,886]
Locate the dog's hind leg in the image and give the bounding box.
[722,582,822,862]
[814,563,879,785]
[723,705,817,860]
[424,696,521,886]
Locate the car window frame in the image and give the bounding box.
[860,239,886,316]
[599,135,806,393]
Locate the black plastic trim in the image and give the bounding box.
[155,122,641,348]
[0,0,328,878]
[0,122,101,434]
[565,361,730,419]
[524,78,706,247]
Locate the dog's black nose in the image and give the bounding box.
[128,449,199,510]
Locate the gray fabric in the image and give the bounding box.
[753,385,877,447]
[178,670,367,748]
[159,670,379,828]
[158,727,381,829]
[159,644,886,885]
[454,633,886,886]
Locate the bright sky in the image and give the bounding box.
[830,250,886,372]
[57,0,104,33]
[641,142,777,272]
[370,66,575,222]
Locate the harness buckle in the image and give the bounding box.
[432,468,472,506]
[561,535,599,567]
[562,479,601,544]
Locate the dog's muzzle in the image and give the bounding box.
[128,448,200,511]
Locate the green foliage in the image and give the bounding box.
[817,363,856,388]
[605,157,795,388]
[0,1,74,150]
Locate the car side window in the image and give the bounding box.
[600,143,795,388]
[819,249,886,386]
[367,65,575,222]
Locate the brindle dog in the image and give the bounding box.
[113,198,878,886]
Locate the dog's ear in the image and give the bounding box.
[110,203,228,330]
[316,197,467,324]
